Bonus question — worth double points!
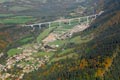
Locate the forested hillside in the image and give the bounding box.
[22,0,120,80]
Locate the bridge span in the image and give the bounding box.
[24,11,104,31]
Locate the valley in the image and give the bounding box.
[0,11,100,79]
[0,0,120,80]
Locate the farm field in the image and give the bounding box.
[0,0,15,3]
[7,48,22,57]
[0,16,36,24]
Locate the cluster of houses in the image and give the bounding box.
[0,53,3,58]
[0,43,49,80]
[60,24,89,39]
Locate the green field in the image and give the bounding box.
[9,6,31,12]
[0,14,13,17]
[70,36,93,44]
[19,37,34,44]
[37,27,56,43]
[49,39,67,46]
[50,53,78,63]
[7,48,22,57]
[52,18,86,34]
[33,51,55,58]
[0,0,15,3]
[57,48,74,56]
[0,16,36,24]
[59,20,79,29]
[51,22,59,27]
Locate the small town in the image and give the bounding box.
[0,44,49,79]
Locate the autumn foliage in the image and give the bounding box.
[0,32,11,52]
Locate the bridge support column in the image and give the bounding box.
[39,24,41,29]
[95,15,97,19]
[31,25,35,31]
[69,20,71,25]
[48,22,51,28]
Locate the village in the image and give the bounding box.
[0,43,49,79]
[0,14,92,80]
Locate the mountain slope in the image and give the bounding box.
[22,0,120,80]
[0,0,120,80]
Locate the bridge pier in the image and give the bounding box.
[30,25,33,28]
[95,14,98,19]
[48,22,51,28]
[39,24,41,29]
[87,16,89,25]
[69,20,71,25]
[30,25,35,31]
